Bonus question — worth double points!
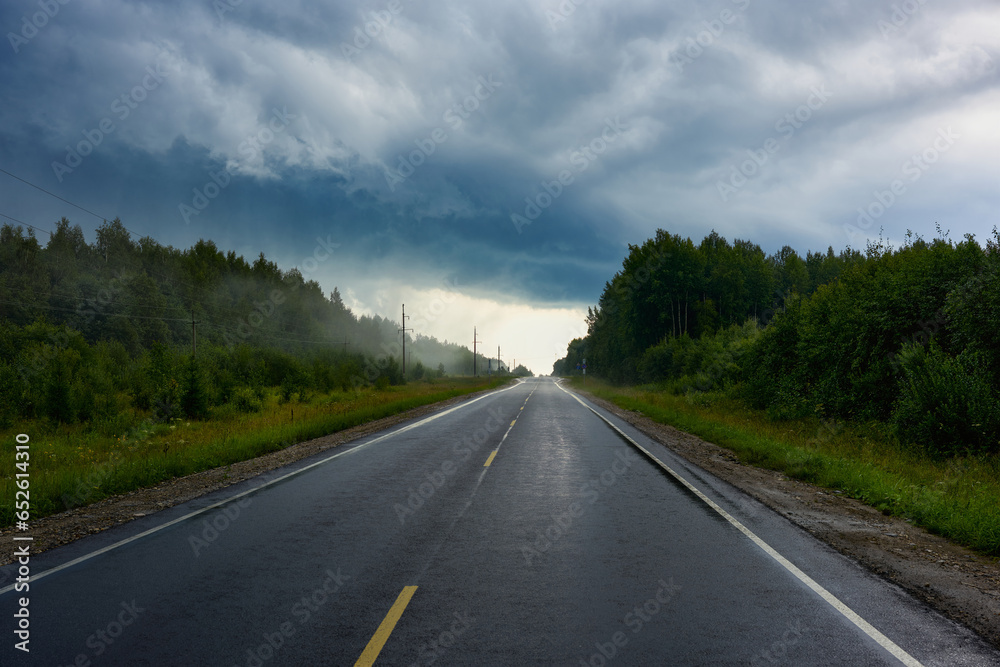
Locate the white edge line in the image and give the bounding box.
[556,383,924,667]
[0,381,521,595]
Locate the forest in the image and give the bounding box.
[0,218,495,430]
[556,228,1000,457]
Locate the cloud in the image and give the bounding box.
[1,0,999,363]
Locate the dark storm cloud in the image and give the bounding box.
[1,0,998,311]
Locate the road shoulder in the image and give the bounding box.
[573,387,1000,651]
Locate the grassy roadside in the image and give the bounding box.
[2,377,509,526]
[571,378,1000,557]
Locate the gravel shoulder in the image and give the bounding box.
[4,381,998,650]
[576,388,1000,651]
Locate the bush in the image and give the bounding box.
[93,409,140,438]
[232,386,263,413]
[741,296,803,411]
[153,388,181,422]
[892,343,1000,456]
[637,323,758,394]
[764,381,813,421]
[279,361,310,403]
[375,355,403,386]
[142,342,182,421]
[638,342,673,383]
[945,257,1000,385]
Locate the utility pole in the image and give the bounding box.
[399,305,412,376]
[498,345,501,374]
[473,327,483,377]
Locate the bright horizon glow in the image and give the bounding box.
[340,284,589,376]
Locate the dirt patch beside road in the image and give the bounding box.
[577,389,1000,651]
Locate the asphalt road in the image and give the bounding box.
[3,377,999,666]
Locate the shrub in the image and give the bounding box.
[741,297,804,411]
[232,386,263,413]
[375,355,403,386]
[945,258,1000,385]
[638,342,673,383]
[279,361,310,403]
[892,343,1000,456]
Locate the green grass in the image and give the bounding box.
[572,378,1000,557]
[1,377,509,526]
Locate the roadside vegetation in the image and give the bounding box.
[0,218,516,526]
[0,376,507,526]
[558,227,1000,555]
[574,379,1000,556]
[0,217,498,431]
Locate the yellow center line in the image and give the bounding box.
[484,389,535,469]
[355,586,418,666]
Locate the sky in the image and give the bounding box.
[1,0,998,374]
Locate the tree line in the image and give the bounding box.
[557,228,1000,457]
[0,218,491,429]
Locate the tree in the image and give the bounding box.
[44,349,76,423]
[771,245,810,296]
[181,355,210,419]
[94,218,136,265]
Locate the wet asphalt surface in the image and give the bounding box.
[2,377,999,666]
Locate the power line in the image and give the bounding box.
[0,196,410,353]
[0,211,52,237]
[198,321,351,347]
[1,275,355,342]
[0,167,142,237]
[0,297,353,348]
[0,208,225,316]
[0,168,111,222]
[0,284,192,312]
[0,285,345,340]
[0,298,191,322]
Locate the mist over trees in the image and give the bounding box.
[556,228,1000,457]
[0,218,487,427]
